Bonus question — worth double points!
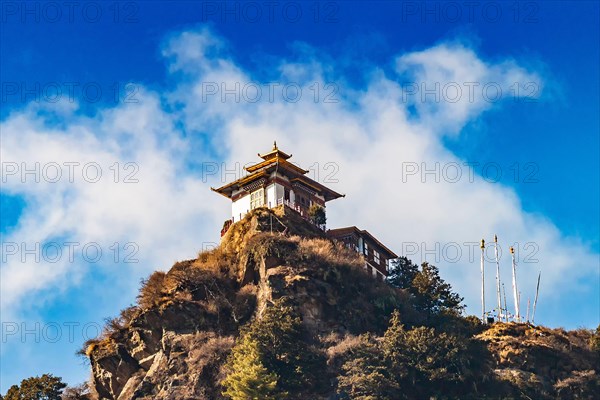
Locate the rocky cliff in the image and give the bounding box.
[84,206,599,400]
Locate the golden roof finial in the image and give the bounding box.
[257,141,292,160]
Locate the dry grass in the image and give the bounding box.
[187,332,235,374]
[477,321,599,397]
[554,369,599,398]
[298,237,364,270]
[326,334,364,365]
[137,271,168,310]
[195,247,233,275]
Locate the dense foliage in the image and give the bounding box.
[222,298,326,399]
[388,257,464,317]
[337,311,486,400]
[2,375,66,400]
[9,209,597,400]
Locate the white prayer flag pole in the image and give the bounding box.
[494,234,502,321]
[481,239,486,322]
[510,246,520,322]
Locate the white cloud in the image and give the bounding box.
[0,91,223,323]
[395,43,543,136]
[1,26,597,341]
[163,27,597,326]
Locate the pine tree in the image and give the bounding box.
[339,311,479,400]
[387,257,419,290]
[381,312,473,398]
[3,374,66,400]
[337,334,400,400]
[388,259,464,319]
[222,336,282,400]
[244,299,325,391]
[222,298,326,399]
[411,262,464,316]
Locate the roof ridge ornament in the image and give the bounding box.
[258,141,292,160]
[213,141,344,201]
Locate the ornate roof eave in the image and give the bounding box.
[291,177,345,202]
[245,158,308,175]
[211,171,269,198]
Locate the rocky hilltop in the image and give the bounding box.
[84,206,599,400]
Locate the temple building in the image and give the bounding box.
[327,227,398,280]
[211,142,344,224]
[212,142,398,278]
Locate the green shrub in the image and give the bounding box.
[222,298,327,398]
[222,336,282,400]
[338,310,482,400]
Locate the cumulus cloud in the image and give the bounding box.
[0,91,222,323]
[1,25,597,347]
[395,43,543,134]
[162,27,596,327]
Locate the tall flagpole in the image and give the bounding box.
[510,246,520,322]
[480,239,486,323]
[502,283,509,322]
[532,272,541,324]
[526,298,531,322]
[494,235,502,321]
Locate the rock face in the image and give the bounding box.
[90,302,234,400]
[86,206,405,399]
[85,206,599,400]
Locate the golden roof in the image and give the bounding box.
[258,141,292,161]
[212,142,344,202]
[245,157,308,174]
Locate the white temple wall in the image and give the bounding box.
[265,184,276,208]
[231,194,250,221]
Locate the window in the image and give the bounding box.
[374,250,380,265]
[364,242,369,256]
[250,188,264,210]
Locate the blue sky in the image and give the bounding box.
[1,0,599,392]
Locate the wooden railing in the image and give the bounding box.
[276,198,307,216]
